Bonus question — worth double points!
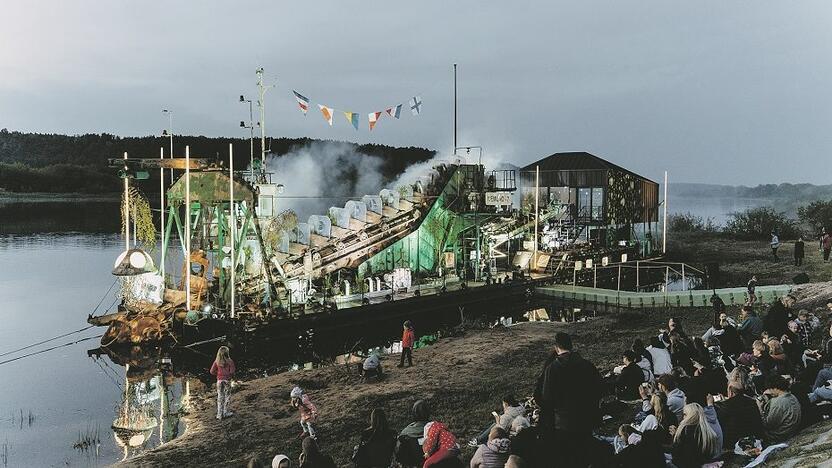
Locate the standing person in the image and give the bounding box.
[770,231,780,261]
[746,276,758,306]
[533,332,603,467]
[822,229,832,261]
[398,320,415,368]
[291,386,319,440]
[794,237,805,266]
[353,408,396,468]
[209,345,235,420]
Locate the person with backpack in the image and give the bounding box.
[395,400,430,468]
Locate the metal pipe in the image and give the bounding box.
[229,143,235,319]
[453,63,457,149]
[617,264,621,292]
[681,263,686,291]
[185,145,191,312]
[123,151,129,251]
[160,147,165,279]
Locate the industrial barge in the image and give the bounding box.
[89,146,665,353]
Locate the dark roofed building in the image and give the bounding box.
[519,151,660,250]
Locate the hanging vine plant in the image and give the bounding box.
[121,187,156,251]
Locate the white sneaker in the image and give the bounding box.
[468,439,478,447]
[216,415,222,420]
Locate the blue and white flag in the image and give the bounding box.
[386,104,402,119]
[409,96,422,115]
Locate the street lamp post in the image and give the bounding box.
[162,109,174,184]
[239,95,255,181]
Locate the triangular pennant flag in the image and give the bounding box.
[386,104,402,119]
[409,96,422,115]
[344,111,359,130]
[293,91,310,115]
[318,105,334,126]
[368,111,382,131]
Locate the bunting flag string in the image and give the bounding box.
[293,90,310,115]
[409,96,422,115]
[318,105,334,126]
[344,111,359,130]
[287,88,421,132]
[386,104,402,119]
[368,111,382,131]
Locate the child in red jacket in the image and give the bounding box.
[398,320,415,368]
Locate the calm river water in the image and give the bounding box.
[0,200,189,468]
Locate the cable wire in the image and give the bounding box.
[0,335,103,367]
[0,325,95,358]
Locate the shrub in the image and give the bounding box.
[798,200,832,235]
[668,212,719,233]
[724,207,800,240]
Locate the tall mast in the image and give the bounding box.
[256,68,274,176]
[453,63,457,150]
[159,147,165,279]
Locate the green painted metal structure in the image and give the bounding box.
[358,166,486,279]
[535,283,793,310]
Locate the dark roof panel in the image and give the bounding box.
[520,151,657,184]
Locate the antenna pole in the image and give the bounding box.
[663,170,668,254]
[256,67,274,176]
[160,146,165,279]
[453,63,457,149]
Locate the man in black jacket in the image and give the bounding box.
[794,237,805,266]
[715,384,764,449]
[534,332,602,467]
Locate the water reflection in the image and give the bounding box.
[88,347,194,463]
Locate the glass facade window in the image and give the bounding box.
[592,187,604,220]
[578,188,591,218]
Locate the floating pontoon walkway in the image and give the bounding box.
[535,284,793,310]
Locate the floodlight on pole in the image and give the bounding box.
[239,94,255,181]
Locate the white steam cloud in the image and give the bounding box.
[265,141,387,219]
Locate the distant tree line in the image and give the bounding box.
[669,201,832,241]
[0,129,435,194]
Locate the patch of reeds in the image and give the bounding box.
[72,423,101,457]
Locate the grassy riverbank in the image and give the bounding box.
[667,232,832,287]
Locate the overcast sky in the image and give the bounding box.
[2,1,831,185]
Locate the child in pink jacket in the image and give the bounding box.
[291,386,319,439]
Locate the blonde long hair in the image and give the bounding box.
[215,346,230,367]
[651,393,670,427]
[674,403,717,456]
